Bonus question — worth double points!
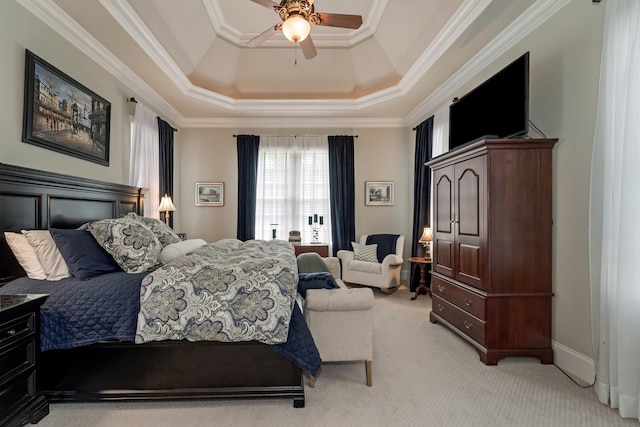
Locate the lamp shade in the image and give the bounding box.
[158,195,176,212]
[418,227,433,243]
[282,14,311,43]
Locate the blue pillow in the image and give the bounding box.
[50,228,122,280]
[297,272,339,298]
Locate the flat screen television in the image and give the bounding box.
[448,52,529,152]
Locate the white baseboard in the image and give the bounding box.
[552,340,595,385]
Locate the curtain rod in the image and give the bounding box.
[127,97,177,132]
[233,134,358,138]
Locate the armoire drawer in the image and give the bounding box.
[432,295,486,346]
[432,276,486,319]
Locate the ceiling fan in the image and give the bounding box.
[247,0,363,60]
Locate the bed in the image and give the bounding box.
[0,163,310,408]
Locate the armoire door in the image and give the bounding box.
[433,165,454,278]
[454,155,485,289]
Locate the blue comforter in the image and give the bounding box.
[0,272,320,376]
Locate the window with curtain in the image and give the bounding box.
[130,102,160,219]
[255,135,332,246]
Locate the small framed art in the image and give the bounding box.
[195,182,224,206]
[365,181,394,206]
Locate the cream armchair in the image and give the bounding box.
[337,234,404,291]
[303,257,374,387]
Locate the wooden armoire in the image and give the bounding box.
[426,138,557,365]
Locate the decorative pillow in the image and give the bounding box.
[297,252,331,274]
[21,230,70,280]
[126,212,181,247]
[4,232,47,280]
[160,238,207,264]
[86,217,162,274]
[352,241,378,263]
[297,272,340,298]
[49,228,122,280]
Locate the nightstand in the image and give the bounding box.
[0,294,49,426]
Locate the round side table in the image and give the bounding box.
[409,256,432,300]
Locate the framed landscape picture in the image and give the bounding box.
[365,181,394,206]
[22,50,111,166]
[195,182,224,206]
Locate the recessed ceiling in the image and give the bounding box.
[18,0,566,127]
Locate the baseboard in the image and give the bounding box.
[552,340,595,385]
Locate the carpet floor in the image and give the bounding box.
[33,284,637,426]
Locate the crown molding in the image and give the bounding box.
[180,116,405,128]
[404,0,574,127]
[205,0,389,48]
[16,0,185,126]
[18,0,571,128]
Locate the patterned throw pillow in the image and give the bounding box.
[352,241,378,263]
[87,216,162,273]
[126,212,181,247]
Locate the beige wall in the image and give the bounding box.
[176,128,413,257]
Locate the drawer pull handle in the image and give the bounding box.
[464,298,473,307]
[7,329,16,336]
[464,321,473,330]
[437,285,445,293]
[437,304,445,312]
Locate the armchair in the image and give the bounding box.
[338,234,404,292]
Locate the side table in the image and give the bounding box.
[0,294,49,426]
[409,257,432,300]
[293,243,329,258]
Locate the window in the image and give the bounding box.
[255,135,331,246]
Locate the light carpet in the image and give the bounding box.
[34,284,636,427]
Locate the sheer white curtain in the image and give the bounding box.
[130,102,160,219]
[589,0,640,420]
[255,135,331,246]
[432,104,450,157]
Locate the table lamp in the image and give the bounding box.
[158,194,176,226]
[418,227,433,259]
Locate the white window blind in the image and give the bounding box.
[255,135,331,246]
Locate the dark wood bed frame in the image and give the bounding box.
[0,163,305,408]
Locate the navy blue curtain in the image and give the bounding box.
[157,118,176,227]
[410,117,434,291]
[328,136,355,256]
[236,135,260,241]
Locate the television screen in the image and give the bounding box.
[448,52,529,151]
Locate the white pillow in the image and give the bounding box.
[4,232,47,280]
[160,239,207,264]
[352,241,378,263]
[21,229,70,280]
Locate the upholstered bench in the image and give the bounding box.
[302,257,374,387]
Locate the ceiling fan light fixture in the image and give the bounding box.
[282,14,310,43]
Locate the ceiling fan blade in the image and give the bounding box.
[315,13,363,29]
[300,35,317,60]
[249,0,281,11]
[246,23,282,47]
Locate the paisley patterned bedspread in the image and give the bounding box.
[136,239,299,345]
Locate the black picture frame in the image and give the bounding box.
[22,50,111,166]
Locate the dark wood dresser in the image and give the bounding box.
[294,244,329,258]
[0,294,49,426]
[426,138,557,365]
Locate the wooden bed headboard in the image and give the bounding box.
[0,163,145,284]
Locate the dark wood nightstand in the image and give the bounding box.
[293,243,329,258]
[0,294,49,426]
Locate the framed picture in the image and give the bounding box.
[195,182,224,206]
[22,50,111,166]
[365,181,394,206]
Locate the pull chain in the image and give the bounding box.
[295,42,298,65]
